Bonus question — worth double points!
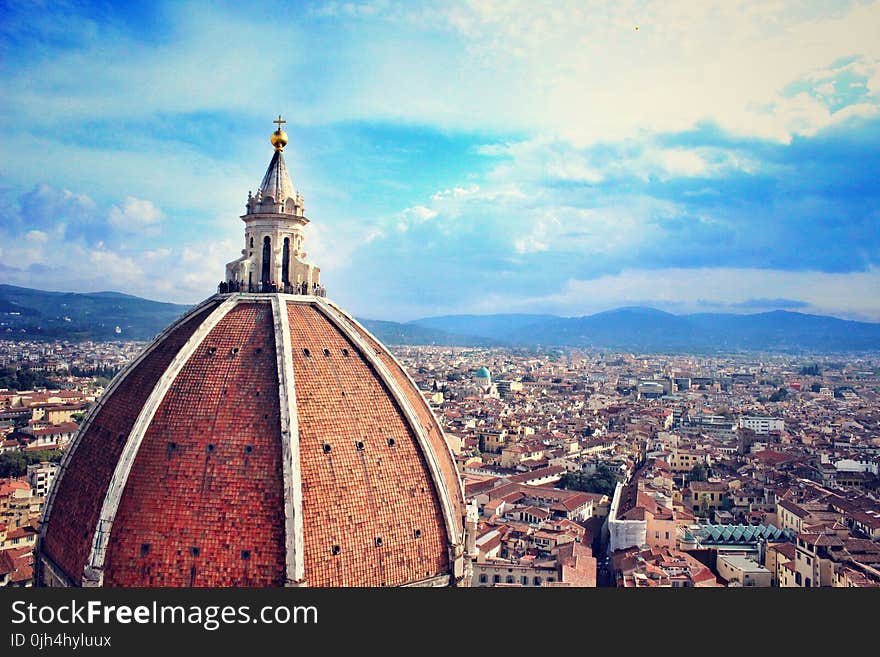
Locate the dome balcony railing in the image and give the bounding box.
[218,281,326,296]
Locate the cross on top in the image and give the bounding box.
[274,114,286,131]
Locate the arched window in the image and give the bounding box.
[249,236,254,249]
[261,236,271,285]
[282,237,290,285]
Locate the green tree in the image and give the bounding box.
[689,462,707,482]
[809,382,822,393]
[0,367,59,391]
[0,451,27,478]
[0,449,64,478]
[769,387,789,402]
[70,364,121,379]
[559,464,620,497]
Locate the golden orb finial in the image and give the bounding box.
[271,114,288,151]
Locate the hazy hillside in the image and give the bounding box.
[0,284,191,341]
[409,314,556,342]
[3,285,878,352]
[509,308,880,352]
[512,307,698,350]
[358,319,498,347]
[412,306,880,352]
[0,285,497,346]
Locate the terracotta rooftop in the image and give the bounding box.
[0,480,31,496]
[23,422,78,436]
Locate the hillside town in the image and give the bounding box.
[1,338,879,587]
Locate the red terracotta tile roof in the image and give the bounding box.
[42,301,221,584]
[769,542,797,560]
[0,480,31,497]
[23,422,78,436]
[288,303,451,586]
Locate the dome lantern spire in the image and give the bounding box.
[271,114,288,151]
[222,117,323,295]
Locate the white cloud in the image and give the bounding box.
[659,149,709,178]
[306,0,880,144]
[545,160,604,184]
[403,204,438,223]
[177,239,237,290]
[6,2,877,147]
[832,102,880,122]
[509,203,664,256]
[431,185,481,200]
[88,248,142,278]
[0,131,255,223]
[363,227,386,244]
[15,184,98,232]
[108,197,165,232]
[3,1,879,320]
[303,220,372,276]
[310,0,392,18]
[25,230,48,244]
[513,211,558,254]
[1,5,299,124]
[513,213,562,255]
[0,233,232,304]
[869,68,880,95]
[513,266,880,320]
[392,205,439,232]
[475,136,765,203]
[143,248,172,260]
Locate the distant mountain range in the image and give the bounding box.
[2,285,879,352]
[409,306,880,352]
[0,285,495,346]
[0,284,191,341]
[357,319,498,347]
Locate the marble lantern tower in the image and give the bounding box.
[225,116,321,294]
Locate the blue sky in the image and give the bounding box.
[1,0,879,321]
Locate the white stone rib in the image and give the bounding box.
[271,295,305,585]
[313,298,461,549]
[39,295,224,543]
[82,296,239,585]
